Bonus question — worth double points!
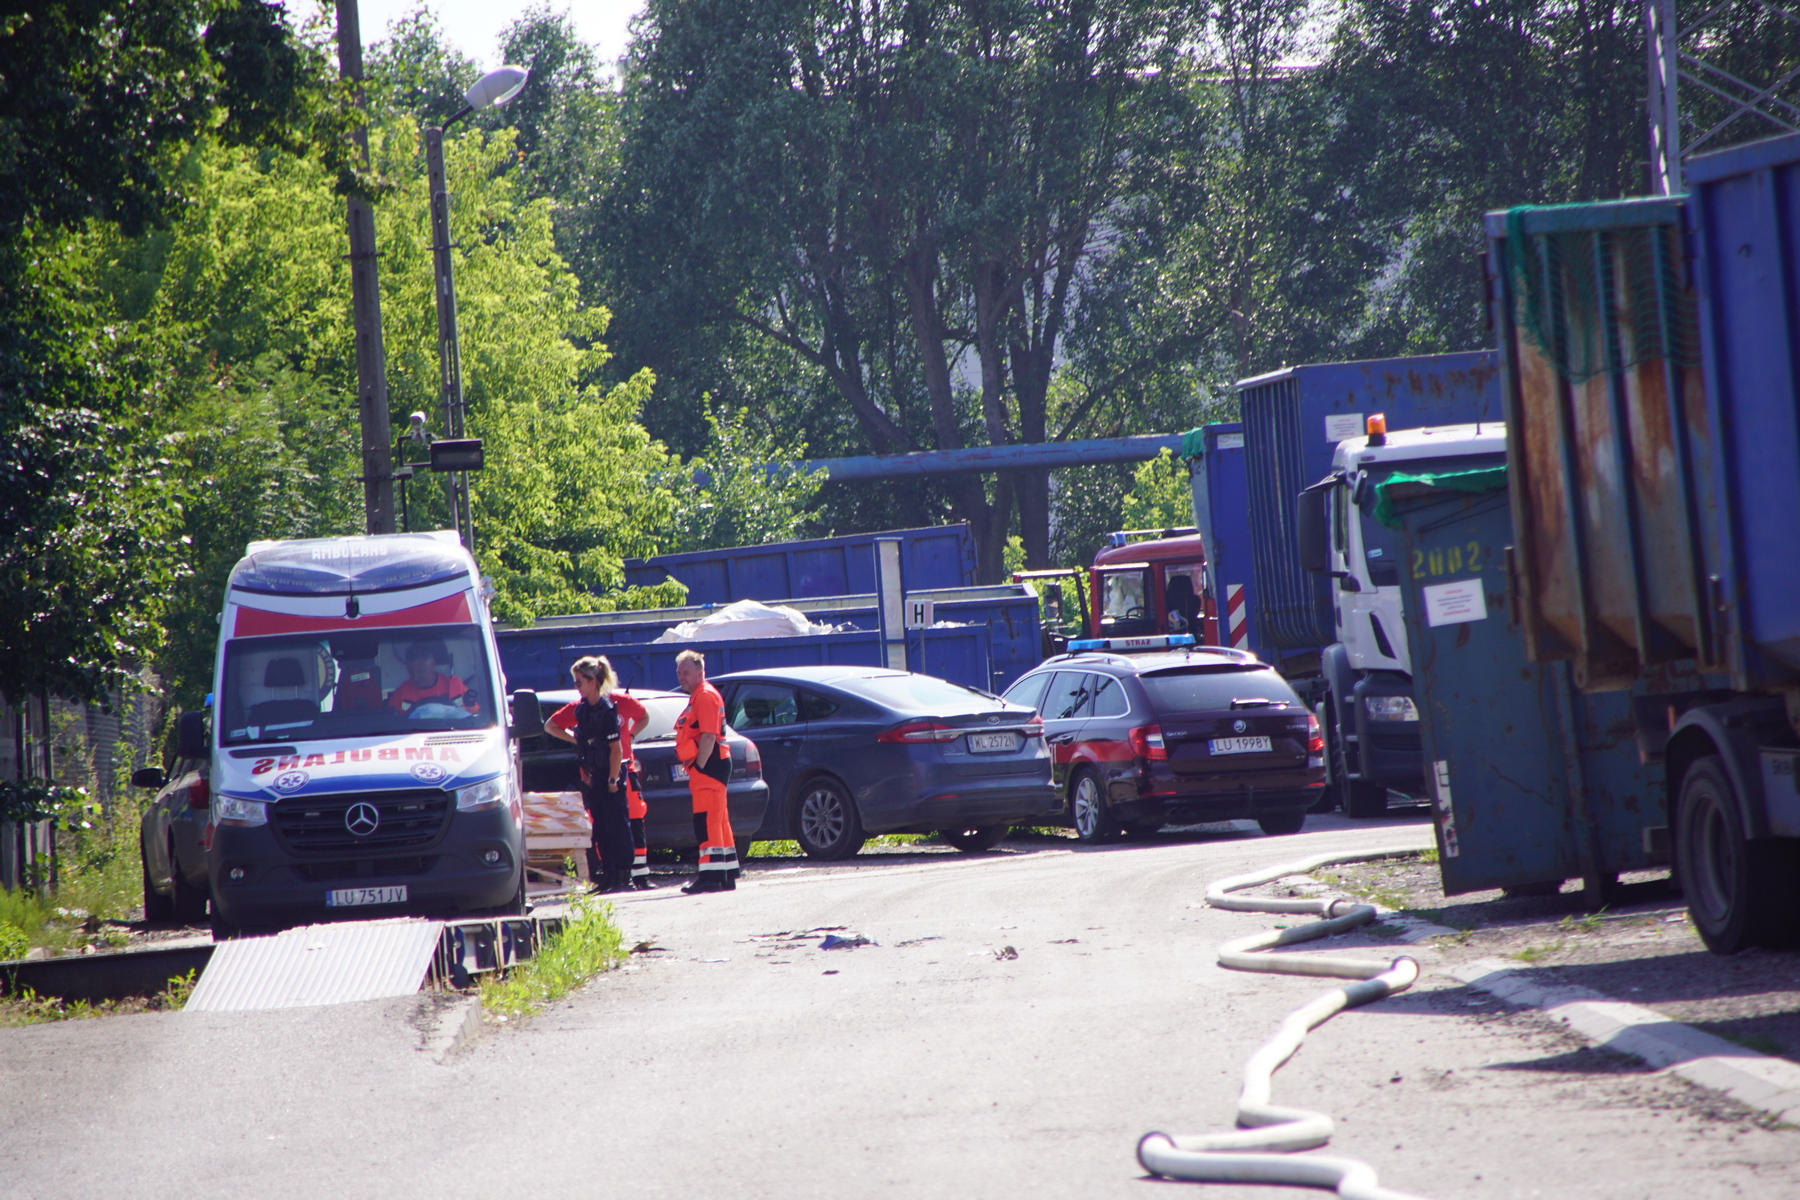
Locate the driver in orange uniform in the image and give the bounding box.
[388,641,478,715]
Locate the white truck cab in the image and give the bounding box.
[1299,422,1508,815]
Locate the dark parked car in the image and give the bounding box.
[711,666,1060,860]
[520,689,768,849]
[134,750,213,926]
[1000,644,1325,841]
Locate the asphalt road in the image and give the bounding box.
[4,813,1798,1200]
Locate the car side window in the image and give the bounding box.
[1090,674,1128,718]
[1001,672,1052,713]
[797,690,839,721]
[728,683,801,729]
[1043,671,1095,722]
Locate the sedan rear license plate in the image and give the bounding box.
[326,885,407,908]
[967,731,1020,753]
[671,764,690,781]
[1209,736,1272,755]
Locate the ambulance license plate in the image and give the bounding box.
[1209,736,1272,755]
[326,885,407,908]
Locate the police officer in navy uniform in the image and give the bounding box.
[552,655,633,894]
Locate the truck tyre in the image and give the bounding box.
[141,843,174,923]
[1070,769,1117,844]
[941,825,1009,853]
[1675,755,1800,953]
[1326,695,1388,818]
[791,777,865,861]
[169,840,210,926]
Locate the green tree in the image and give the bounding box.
[609,0,1201,581]
[663,408,827,553]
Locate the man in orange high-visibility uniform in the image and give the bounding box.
[612,689,654,889]
[673,649,735,894]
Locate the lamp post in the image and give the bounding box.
[426,65,528,552]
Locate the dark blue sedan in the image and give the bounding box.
[711,666,1059,859]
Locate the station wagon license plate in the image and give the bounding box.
[1209,736,1272,756]
[967,731,1020,753]
[326,885,407,908]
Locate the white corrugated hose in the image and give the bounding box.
[1136,846,1436,1200]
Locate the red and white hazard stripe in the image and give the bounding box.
[1226,584,1248,649]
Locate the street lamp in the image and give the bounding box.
[426,64,528,553]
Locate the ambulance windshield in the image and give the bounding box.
[218,625,497,746]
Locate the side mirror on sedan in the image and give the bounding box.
[509,689,540,741]
[131,767,167,790]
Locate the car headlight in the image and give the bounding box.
[213,793,268,827]
[455,775,511,812]
[1365,695,1420,722]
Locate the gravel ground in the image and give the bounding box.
[1310,852,1800,1065]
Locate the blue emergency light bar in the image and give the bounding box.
[1067,633,1197,653]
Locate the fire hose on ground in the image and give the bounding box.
[1136,846,1437,1200]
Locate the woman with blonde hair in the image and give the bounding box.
[545,655,633,893]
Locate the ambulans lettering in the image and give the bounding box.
[302,754,326,768]
[378,748,399,761]
[252,759,275,775]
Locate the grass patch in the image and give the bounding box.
[741,839,799,858]
[1560,908,1608,934]
[0,969,196,1028]
[1511,941,1565,963]
[1419,847,1440,864]
[479,895,626,1020]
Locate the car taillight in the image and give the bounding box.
[1129,724,1167,761]
[1022,715,1043,738]
[741,738,763,778]
[877,720,962,743]
[188,777,210,810]
[1306,713,1324,754]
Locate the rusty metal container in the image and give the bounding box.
[1483,198,1715,691]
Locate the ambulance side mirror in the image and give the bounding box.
[509,689,540,741]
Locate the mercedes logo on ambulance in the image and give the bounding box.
[345,802,380,837]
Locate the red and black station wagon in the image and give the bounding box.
[999,636,1325,841]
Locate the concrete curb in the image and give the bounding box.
[1442,957,1800,1127]
[424,995,486,1064]
[1295,886,1800,1128]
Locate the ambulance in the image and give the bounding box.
[199,532,528,936]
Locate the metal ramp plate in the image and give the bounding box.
[185,918,445,1012]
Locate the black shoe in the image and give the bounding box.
[681,874,721,895]
[717,874,736,891]
[631,875,657,890]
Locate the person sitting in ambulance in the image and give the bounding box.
[387,641,479,717]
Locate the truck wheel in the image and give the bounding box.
[1676,756,1800,953]
[1070,770,1116,844]
[941,825,1008,853]
[791,778,865,861]
[141,844,174,923]
[169,841,210,926]
[1327,696,1388,818]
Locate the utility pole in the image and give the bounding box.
[425,126,472,552]
[1647,0,1682,195]
[336,0,396,535]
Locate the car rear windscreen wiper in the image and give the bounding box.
[1229,698,1282,709]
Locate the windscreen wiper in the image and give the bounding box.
[1229,698,1281,709]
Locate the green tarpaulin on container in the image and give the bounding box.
[1180,428,1207,460]
[1372,465,1507,529]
